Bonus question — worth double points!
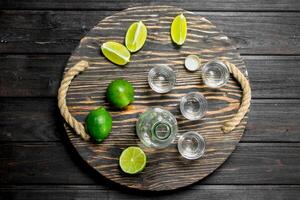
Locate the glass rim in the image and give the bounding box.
[177,131,206,160]
[201,59,230,88]
[136,107,178,130]
[151,121,172,141]
[148,64,176,93]
[180,92,208,120]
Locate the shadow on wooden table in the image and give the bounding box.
[57,114,205,196]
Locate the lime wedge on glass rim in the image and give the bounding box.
[125,21,147,53]
[171,13,187,45]
[101,41,130,65]
[119,146,147,174]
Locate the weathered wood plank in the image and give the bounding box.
[45,6,246,190]
[0,5,298,194]
[1,98,299,143]
[245,56,300,99]
[1,55,299,98]
[1,185,300,200]
[244,99,300,142]
[1,98,299,142]
[0,1,298,197]
[0,98,63,142]
[1,0,299,11]
[9,7,249,190]
[0,11,299,54]
[0,55,65,97]
[0,142,299,185]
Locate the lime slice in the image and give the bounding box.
[101,41,130,65]
[125,21,147,53]
[119,146,147,174]
[171,13,187,45]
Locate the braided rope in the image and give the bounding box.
[221,60,251,133]
[57,60,90,141]
[57,59,251,141]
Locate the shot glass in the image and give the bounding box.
[180,92,208,120]
[177,131,205,160]
[202,60,229,88]
[148,65,176,93]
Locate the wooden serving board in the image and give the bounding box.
[64,5,249,191]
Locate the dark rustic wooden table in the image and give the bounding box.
[0,1,300,199]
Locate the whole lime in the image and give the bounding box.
[107,79,135,109]
[85,107,112,143]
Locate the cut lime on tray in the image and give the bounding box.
[125,21,147,53]
[119,147,147,174]
[101,41,130,65]
[171,13,187,45]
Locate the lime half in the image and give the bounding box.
[171,13,187,45]
[125,21,147,53]
[119,146,147,174]
[101,41,130,65]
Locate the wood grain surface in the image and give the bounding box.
[1,0,300,199]
[1,11,299,54]
[62,5,249,190]
[1,55,300,98]
[1,185,300,200]
[2,0,300,11]
[1,142,299,185]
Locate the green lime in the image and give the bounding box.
[119,146,147,174]
[101,41,130,65]
[171,13,187,45]
[85,107,112,143]
[106,79,135,109]
[125,21,147,53]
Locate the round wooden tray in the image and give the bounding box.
[64,5,249,191]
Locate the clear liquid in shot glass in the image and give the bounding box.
[178,131,205,160]
[148,65,176,93]
[202,60,229,88]
[180,92,208,120]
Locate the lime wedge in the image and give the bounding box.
[171,13,187,45]
[119,146,147,174]
[101,41,130,65]
[125,21,147,53]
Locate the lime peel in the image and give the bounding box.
[106,79,135,109]
[85,107,112,143]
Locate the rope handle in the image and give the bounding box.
[58,61,90,141]
[58,60,251,141]
[221,60,251,133]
